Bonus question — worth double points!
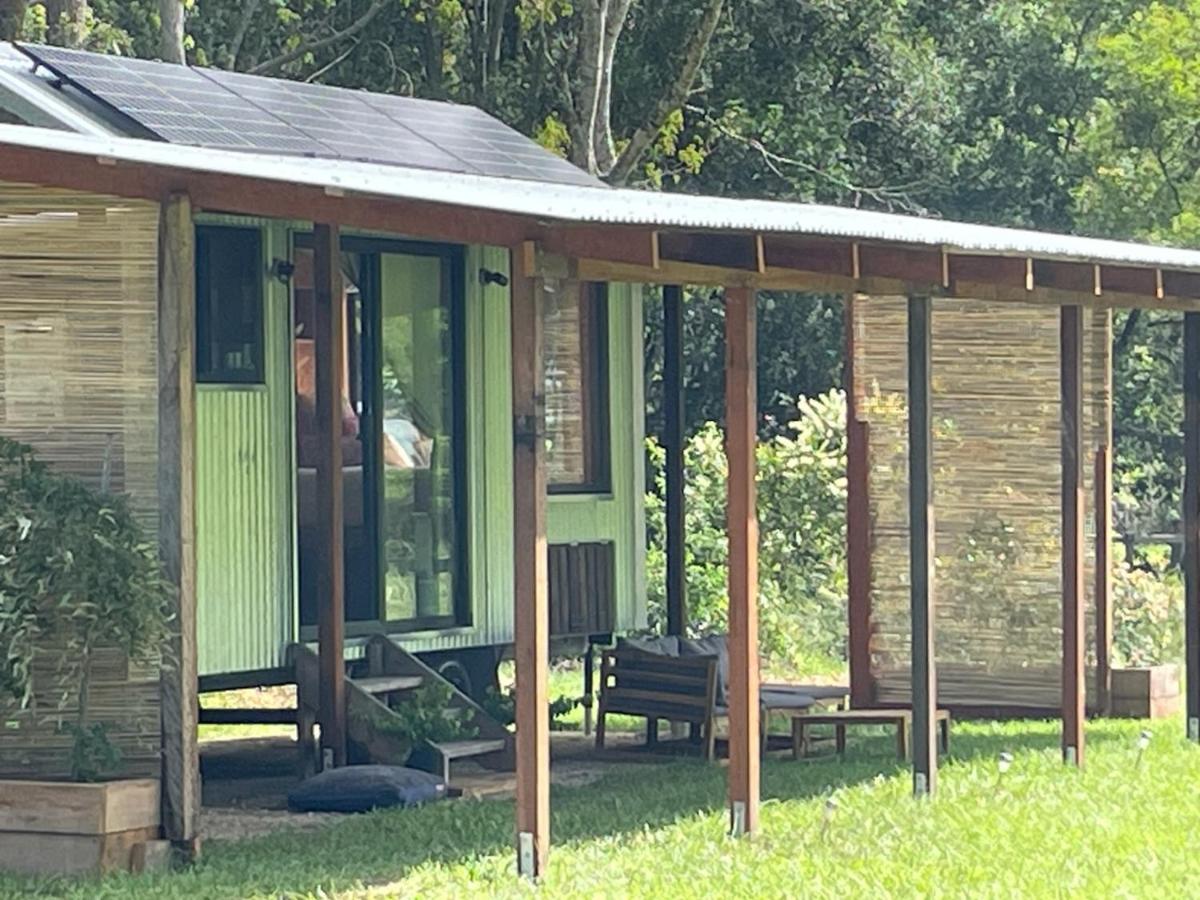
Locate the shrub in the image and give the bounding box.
[0,438,172,780]
[479,687,579,731]
[645,391,847,674]
[1112,562,1183,668]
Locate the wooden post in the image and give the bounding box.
[158,192,200,853]
[663,284,687,639]
[511,241,550,878]
[313,222,347,768]
[846,294,873,708]
[1095,309,1114,716]
[725,284,760,836]
[1061,304,1085,766]
[1183,312,1200,742]
[1094,444,1112,715]
[907,294,937,796]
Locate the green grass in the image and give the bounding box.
[5,716,1199,898]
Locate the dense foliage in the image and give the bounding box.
[0,438,171,779]
[645,391,847,672]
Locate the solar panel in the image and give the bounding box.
[198,68,465,173]
[18,43,603,187]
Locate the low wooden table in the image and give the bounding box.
[788,708,951,760]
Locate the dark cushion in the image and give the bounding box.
[679,635,729,705]
[287,765,446,813]
[617,635,680,657]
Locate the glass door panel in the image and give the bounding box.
[377,253,458,623]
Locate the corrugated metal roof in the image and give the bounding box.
[3,121,1199,272]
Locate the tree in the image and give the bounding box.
[158,0,184,63]
[44,0,88,47]
[0,0,25,41]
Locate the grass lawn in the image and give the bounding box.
[5,715,1198,898]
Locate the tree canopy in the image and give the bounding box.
[6,0,1198,541]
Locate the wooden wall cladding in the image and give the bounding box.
[548,542,616,637]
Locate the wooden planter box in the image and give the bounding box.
[1111,665,1181,719]
[0,778,161,875]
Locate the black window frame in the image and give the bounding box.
[293,233,471,637]
[195,224,266,385]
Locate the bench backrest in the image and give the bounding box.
[599,648,718,725]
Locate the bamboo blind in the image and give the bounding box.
[544,280,588,485]
[0,182,161,777]
[854,296,1111,710]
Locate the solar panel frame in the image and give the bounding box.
[18,42,604,187]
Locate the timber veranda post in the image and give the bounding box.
[724,284,760,836]
[313,222,347,768]
[663,283,687,640]
[1183,312,1200,742]
[1060,304,1085,766]
[846,293,874,709]
[158,191,200,854]
[907,294,937,796]
[511,241,551,878]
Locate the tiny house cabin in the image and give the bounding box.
[0,42,646,756]
[8,37,1200,875]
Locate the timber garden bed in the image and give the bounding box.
[0,778,162,876]
[1,716,1196,897]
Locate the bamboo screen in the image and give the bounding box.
[854,296,1110,710]
[0,182,161,777]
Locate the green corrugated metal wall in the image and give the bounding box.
[195,221,294,676]
[193,228,645,674]
[398,248,647,654]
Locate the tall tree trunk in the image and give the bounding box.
[159,0,186,64]
[0,0,25,41]
[47,0,88,47]
[563,0,725,182]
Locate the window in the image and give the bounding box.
[195,226,264,383]
[545,281,610,492]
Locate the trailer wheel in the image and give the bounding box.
[436,658,472,697]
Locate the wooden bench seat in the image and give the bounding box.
[789,708,951,760]
[595,649,718,759]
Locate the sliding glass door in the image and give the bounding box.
[294,237,466,633]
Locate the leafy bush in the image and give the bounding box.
[645,391,847,673]
[479,687,579,731]
[1112,562,1183,668]
[385,681,477,748]
[0,438,172,780]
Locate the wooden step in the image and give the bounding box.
[353,675,423,694]
[426,738,508,784]
[428,738,507,760]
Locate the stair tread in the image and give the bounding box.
[354,675,423,693]
[428,738,507,758]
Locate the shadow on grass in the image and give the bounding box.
[5,716,1163,898]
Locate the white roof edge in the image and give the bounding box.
[1,122,1198,272]
[0,49,117,136]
